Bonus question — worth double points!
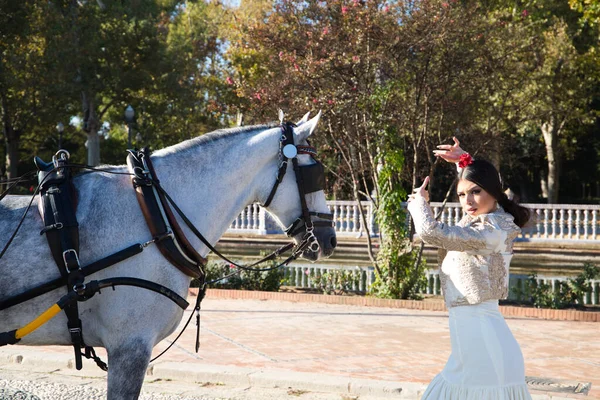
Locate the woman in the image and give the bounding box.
[407,138,532,399]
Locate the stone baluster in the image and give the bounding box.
[567,209,573,239]
[358,203,365,235]
[559,209,566,239]
[240,206,247,230]
[593,210,598,240]
[443,207,451,225]
[358,269,364,292]
[332,203,339,232]
[368,202,377,235]
[427,273,434,294]
[346,205,353,233]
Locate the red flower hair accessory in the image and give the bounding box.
[458,153,474,168]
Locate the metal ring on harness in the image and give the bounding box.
[52,150,71,167]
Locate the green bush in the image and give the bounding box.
[369,123,428,300]
[369,240,428,300]
[511,263,599,309]
[191,255,285,292]
[310,269,362,295]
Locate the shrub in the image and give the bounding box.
[191,255,285,292]
[310,269,362,295]
[511,263,599,309]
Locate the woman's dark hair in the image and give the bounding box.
[459,159,531,227]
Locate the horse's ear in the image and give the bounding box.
[294,110,321,142]
[296,112,310,125]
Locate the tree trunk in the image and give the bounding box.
[1,92,19,180]
[540,175,549,200]
[541,121,559,203]
[6,132,19,180]
[82,92,100,166]
[489,133,501,171]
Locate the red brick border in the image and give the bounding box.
[188,288,600,322]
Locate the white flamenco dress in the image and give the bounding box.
[407,197,532,400]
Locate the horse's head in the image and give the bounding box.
[262,112,337,262]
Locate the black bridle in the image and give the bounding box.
[262,122,334,254]
[0,123,334,276]
[0,122,336,368]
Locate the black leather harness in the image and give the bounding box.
[34,151,91,370]
[0,121,334,371]
[263,122,334,251]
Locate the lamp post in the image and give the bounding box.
[125,105,135,149]
[56,122,64,150]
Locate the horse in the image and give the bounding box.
[0,112,336,399]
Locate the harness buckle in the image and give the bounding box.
[63,249,81,273]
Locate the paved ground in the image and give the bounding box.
[1,295,598,399]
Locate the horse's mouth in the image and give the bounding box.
[300,245,335,262]
[301,249,319,262]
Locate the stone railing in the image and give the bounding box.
[430,202,600,242]
[227,201,600,242]
[281,265,600,306]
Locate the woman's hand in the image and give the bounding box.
[433,137,466,163]
[408,176,430,204]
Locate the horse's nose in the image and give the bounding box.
[320,233,336,258]
[330,235,337,249]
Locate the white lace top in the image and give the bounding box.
[407,196,520,308]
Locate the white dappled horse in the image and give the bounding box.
[0,113,336,399]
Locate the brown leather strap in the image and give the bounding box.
[127,149,205,279]
[143,151,208,268]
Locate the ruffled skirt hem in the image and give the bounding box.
[421,373,532,400]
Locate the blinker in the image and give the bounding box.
[282,144,298,159]
[299,162,325,193]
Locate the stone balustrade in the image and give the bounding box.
[280,265,600,306]
[227,201,600,242]
[226,201,600,305]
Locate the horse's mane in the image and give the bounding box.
[153,123,279,158]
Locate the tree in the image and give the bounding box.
[0,0,70,180]
[0,0,232,172]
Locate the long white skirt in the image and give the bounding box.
[422,300,532,400]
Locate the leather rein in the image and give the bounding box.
[129,122,334,284]
[0,122,335,368]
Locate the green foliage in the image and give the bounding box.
[196,256,285,292]
[511,263,600,309]
[371,129,427,299]
[309,269,363,295]
[2,0,600,204]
